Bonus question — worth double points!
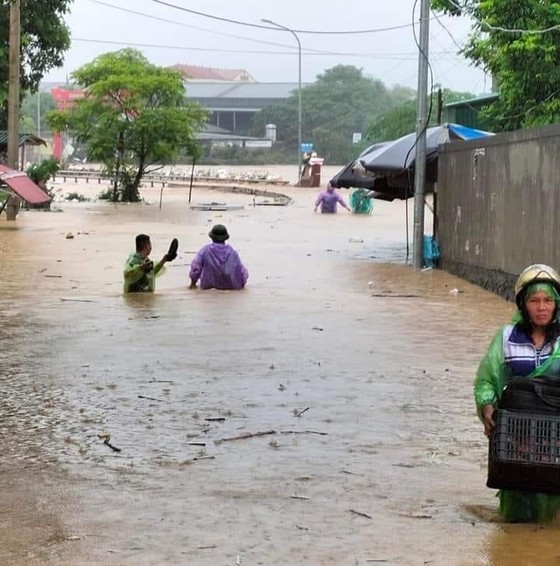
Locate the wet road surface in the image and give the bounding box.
[1,183,558,565]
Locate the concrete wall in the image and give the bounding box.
[437,124,560,300]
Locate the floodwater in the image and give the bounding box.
[1,177,558,565]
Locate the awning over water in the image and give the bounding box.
[0,165,51,204]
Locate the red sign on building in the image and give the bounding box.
[50,88,86,158]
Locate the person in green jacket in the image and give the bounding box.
[475,263,560,522]
[123,234,169,293]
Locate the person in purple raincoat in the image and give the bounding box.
[313,182,351,214]
[189,224,249,290]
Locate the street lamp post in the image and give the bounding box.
[261,19,302,185]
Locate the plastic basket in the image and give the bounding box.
[487,409,560,493]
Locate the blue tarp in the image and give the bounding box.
[447,123,493,141]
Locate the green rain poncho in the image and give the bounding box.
[349,188,374,215]
[474,282,560,522]
[123,252,166,293]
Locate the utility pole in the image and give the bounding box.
[6,0,21,221]
[412,0,431,269]
[37,90,41,138]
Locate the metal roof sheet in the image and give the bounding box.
[0,132,47,146]
[185,82,302,99]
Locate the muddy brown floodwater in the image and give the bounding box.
[1,179,559,565]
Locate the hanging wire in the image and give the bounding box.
[149,0,437,35]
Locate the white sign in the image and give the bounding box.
[352,132,362,144]
[245,140,272,149]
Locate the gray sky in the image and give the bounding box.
[45,0,489,95]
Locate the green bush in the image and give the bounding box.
[98,187,113,201]
[26,158,61,194]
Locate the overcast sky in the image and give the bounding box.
[44,0,490,95]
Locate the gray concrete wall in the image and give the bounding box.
[437,124,560,300]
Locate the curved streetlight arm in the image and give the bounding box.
[261,19,301,51]
[261,18,303,185]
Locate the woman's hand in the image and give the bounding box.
[482,404,496,438]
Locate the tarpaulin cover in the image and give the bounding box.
[329,123,494,200]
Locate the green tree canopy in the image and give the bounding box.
[0,0,72,128]
[251,64,415,164]
[366,88,476,142]
[47,49,207,202]
[432,0,560,131]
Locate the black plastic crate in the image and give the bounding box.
[487,409,560,493]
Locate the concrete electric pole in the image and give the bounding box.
[6,0,21,220]
[412,0,431,269]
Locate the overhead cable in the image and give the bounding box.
[150,0,435,35]
[71,36,460,61]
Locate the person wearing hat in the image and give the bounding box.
[189,224,248,290]
[475,264,560,522]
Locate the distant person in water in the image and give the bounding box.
[123,234,171,293]
[314,182,351,214]
[189,224,248,290]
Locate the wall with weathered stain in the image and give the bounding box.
[437,124,560,300]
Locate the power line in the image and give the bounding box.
[87,0,445,57]
[149,0,434,35]
[85,0,327,52]
[71,36,460,61]
[431,10,464,51]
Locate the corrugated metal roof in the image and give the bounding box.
[444,93,499,109]
[0,132,47,146]
[184,81,303,99]
[196,123,262,141]
[171,64,255,82]
[196,132,261,141]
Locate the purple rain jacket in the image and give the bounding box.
[189,243,249,290]
[315,189,347,213]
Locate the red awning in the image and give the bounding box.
[0,164,51,204]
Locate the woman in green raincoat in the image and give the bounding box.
[475,263,560,522]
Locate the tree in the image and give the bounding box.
[251,65,415,164]
[0,0,72,128]
[366,88,475,142]
[48,49,207,202]
[431,0,560,131]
